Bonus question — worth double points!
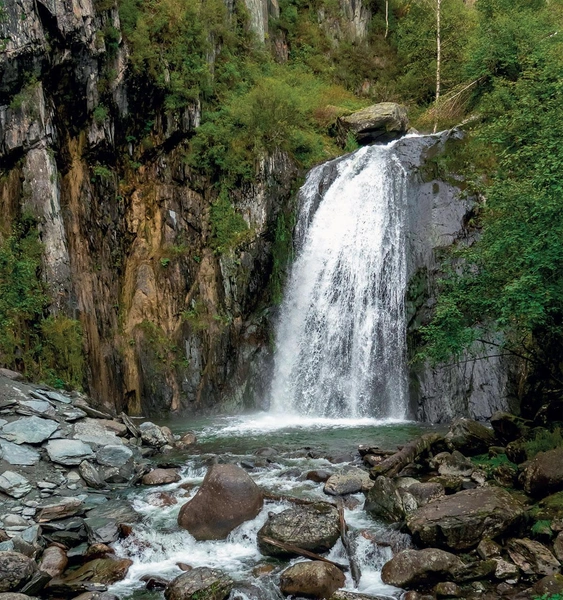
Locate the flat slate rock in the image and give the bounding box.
[1,416,59,444]
[16,399,56,417]
[0,439,40,466]
[86,499,141,524]
[95,445,133,468]
[42,390,72,404]
[74,419,123,448]
[46,439,95,466]
[0,471,32,498]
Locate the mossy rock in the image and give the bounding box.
[529,492,563,522]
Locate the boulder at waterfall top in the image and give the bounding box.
[177,463,264,540]
[336,103,409,145]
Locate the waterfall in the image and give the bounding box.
[270,142,409,419]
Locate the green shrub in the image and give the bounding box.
[471,453,517,475]
[0,215,84,388]
[524,428,563,459]
[209,190,250,254]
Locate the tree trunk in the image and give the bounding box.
[369,433,443,479]
[434,0,441,133]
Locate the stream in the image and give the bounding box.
[108,414,437,599]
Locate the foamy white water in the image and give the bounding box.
[270,143,409,419]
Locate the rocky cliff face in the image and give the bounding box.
[397,133,524,422]
[0,0,298,415]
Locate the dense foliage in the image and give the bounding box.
[420,0,563,397]
[0,216,84,388]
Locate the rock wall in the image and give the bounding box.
[396,132,523,422]
[0,0,296,416]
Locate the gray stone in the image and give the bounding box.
[507,538,561,577]
[46,439,94,465]
[95,445,133,468]
[323,467,373,495]
[84,517,119,544]
[73,419,123,448]
[521,448,563,497]
[86,500,141,524]
[406,487,525,551]
[61,408,87,422]
[0,551,37,592]
[17,400,56,418]
[1,416,59,444]
[279,561,345,598]
[337,103,409,145]
[381,548,463,588]
[0,472,32,499]
[42,390,72,404]
[258,502,340,557]
[79,461,105,489]
[165,568,233,600]
[139,421,169,448]
[445,418,495,456]
[0,440,40,466]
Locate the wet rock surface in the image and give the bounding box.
[164,568,234,600]
[258,503,340,557]
[178,464,263,540]
[279,561,345,598]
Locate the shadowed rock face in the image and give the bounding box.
[177,464,264,540]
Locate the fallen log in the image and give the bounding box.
[337,499,361,586]
[261,536,349,571]
[263,492,327,506]
[369,433,443,479]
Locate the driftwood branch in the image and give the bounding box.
[261,537,348,571]
[263,492,322,506]
[337,499,361,586]
[369,433,443,479]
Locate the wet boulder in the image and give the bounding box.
[381,548,463,588]
[139,422,172,448]
[445,418,495,456]
[279,561,345,598]
[49,558,133,592]
[336,103,409,145]
[164,568,233,600]
[364,476,405,522]
[406,487,525,550]
[178,464,263,540]
[323,468,372,496]
[0,551,38,592]
[39,546,68,578]
[142,468,181,486]
[258,503,340,557]
[430,452,473,477]
[521,448,563,497]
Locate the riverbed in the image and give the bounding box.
[109,413,437,599]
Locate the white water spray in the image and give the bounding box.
[270,143,409,419]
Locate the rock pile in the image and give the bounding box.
[361,415,563,599]
[0,372,196,598]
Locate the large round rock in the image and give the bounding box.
[444,418,495,456]
[381,548,463,588]
[279,561,345,598]
[257,503,340,557]
[521,448,563,497]
[165,568,233,600]
[178,464,263,540]
[0,551,37,592]
[406,487,525,551]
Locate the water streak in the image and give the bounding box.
[270,143,409,418]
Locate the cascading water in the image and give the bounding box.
[270,142,410,419]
